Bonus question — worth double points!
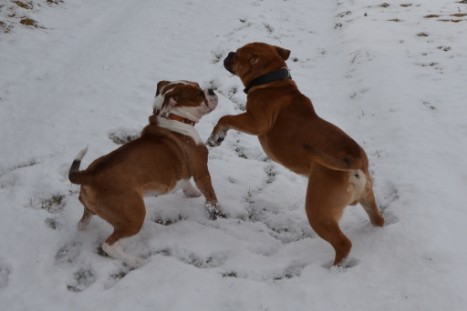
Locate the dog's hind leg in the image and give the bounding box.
[77,208,93,231]
[306,208,352,266]
[359,187,384,227]
[77,191,94,230]
[100,193,146,267]
[305,172,352,266]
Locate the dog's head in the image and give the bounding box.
[152,80,218,123]
[223,42,291,86]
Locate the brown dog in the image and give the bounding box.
[69,80,222,267]
[207,42,384,266]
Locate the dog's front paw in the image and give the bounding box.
[206,202,226,220]
[207,130,226,147]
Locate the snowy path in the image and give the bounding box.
[1,0,467,310]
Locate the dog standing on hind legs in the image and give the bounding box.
[207,42,384,266]
[69,80,223,267]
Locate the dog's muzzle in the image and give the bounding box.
[223,52,236,74]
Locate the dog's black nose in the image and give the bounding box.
[208,88,215,96]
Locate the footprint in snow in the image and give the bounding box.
[104,268,131,289]
[325,257,360,271]
[55,241,82,265]
[273,261,308,281]
[66,267,96,293]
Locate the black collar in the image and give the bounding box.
[244,67,291,94]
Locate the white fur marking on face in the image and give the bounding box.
[153,94,165,110]
[156,117,203,144]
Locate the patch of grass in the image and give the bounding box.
[14,1,32,10]
[153,216,181,226]
[234,146,248,159]
[419,62,439,67]
[45,217,63,230]
[20,17,38,27]
[211,51,224,64]
[153,248,171,257]
[264,164,276,184]
[67,269,96,293]
[438,19,463,23]
[0,21,13,33]
[96,246,109,258]
[336,11,352,18]
[437,46,451,52]
[380,3,390,8]
[222,271,238,278]
[263,23,274,34]
[424,14,440,18]
[41,193,66,213]
[110,270,127,281]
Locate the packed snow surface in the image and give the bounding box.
[1,0,466,310]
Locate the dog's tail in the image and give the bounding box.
[68,147,92,185]
[303,144,362,171]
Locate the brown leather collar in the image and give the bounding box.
[153,109,197,126]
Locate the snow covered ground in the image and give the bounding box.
[1,0,467,310]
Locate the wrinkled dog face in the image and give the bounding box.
[223,42,291,85]
[153,80,218,122]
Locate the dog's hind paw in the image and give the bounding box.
[206,202,226,220]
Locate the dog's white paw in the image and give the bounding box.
[102,242,145,268]
[207,131,226,147]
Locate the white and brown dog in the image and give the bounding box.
[69,80,222,267]
[208,42,384,266]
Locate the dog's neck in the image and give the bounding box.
[244,67,292,94]
[152,109,202,144]
[153,108,197,126]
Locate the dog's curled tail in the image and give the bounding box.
[303,144,362,171]
[69,147,91,185]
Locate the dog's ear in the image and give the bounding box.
[275,46,291,60]
[156,80,171,96]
